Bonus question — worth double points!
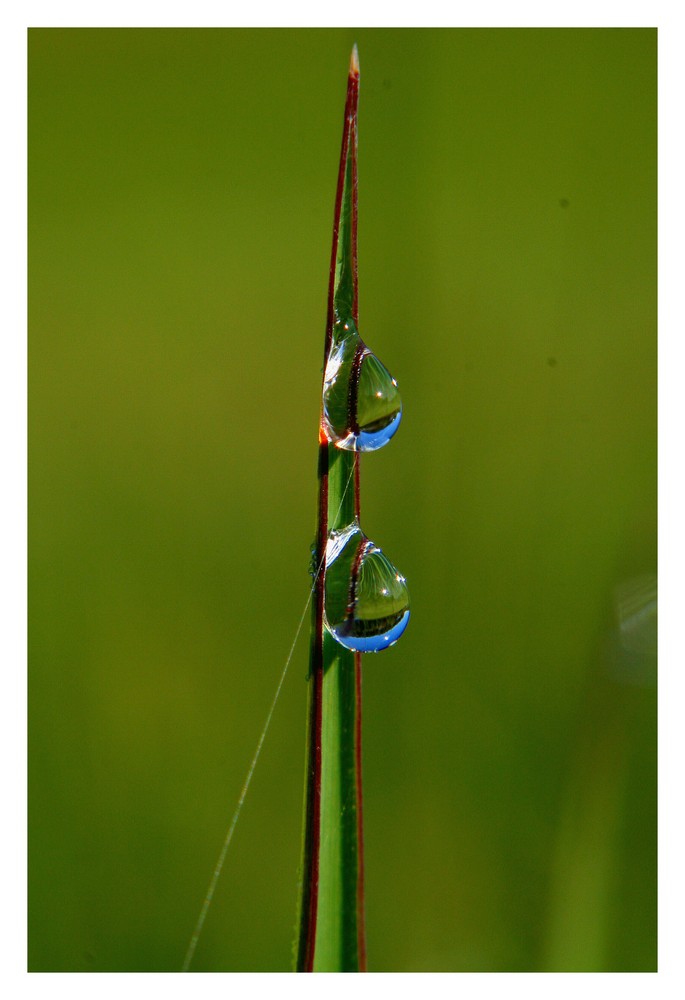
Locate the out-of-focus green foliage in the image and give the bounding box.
[28,28,656,972]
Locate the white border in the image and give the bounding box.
[7,6,681,998]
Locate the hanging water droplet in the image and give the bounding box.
[324,521,410,652]
[322,319,402,452]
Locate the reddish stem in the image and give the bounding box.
[325,57,359,351]
[355,648,367,970]
[300,48,366,972]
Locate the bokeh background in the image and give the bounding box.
[29,28,657,972]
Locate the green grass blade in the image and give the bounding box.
[296,45,365,973]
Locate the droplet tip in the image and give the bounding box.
[350,43,360,77]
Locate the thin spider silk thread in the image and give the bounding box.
[181,462,355,972]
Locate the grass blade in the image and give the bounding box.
[296,44,366,973]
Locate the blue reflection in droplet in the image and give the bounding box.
[331,609,411,653]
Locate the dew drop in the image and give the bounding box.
[324,521,410,652]
[308,540,319,579]
[322,319,402,452]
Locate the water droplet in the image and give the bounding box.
[308,540,319,579]
[324,521,410,652]
[322,319,402,452]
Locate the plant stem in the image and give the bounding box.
[296,44,367,973]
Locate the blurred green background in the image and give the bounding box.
[28,28,657,972]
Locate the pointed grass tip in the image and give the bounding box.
[350,43,359,77]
